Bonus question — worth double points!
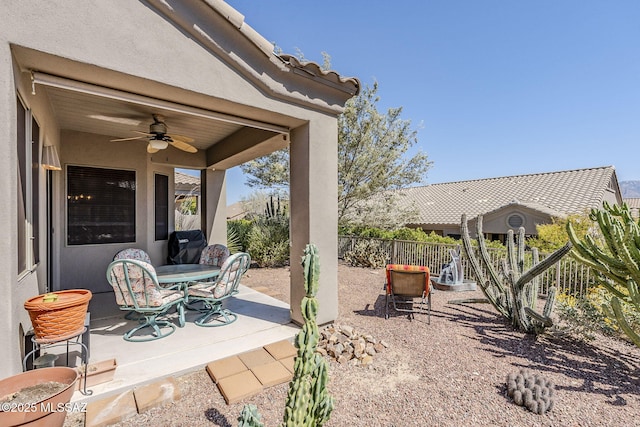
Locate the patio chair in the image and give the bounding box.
[199,244,230,268]
[113,248,154,320]
[186,252,251,327]
[106,259,186,341]
[384,264,431,323]
[113,248,152,264]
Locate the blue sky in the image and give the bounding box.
[220,0,640,203]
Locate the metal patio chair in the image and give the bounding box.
[186,252,251,327]
[106,259,186,341]
[199,244,230,268]
[384,264,432,322]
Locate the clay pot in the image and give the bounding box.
[0,367,78,427]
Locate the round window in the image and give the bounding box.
[507,214,524,228]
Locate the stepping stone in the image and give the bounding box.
[238,347,275,368]
[264,340,297,360]
[206,355,247,383]
[279,356,296,374]
[133,377,180,414]
[85,390,137,427]
[251,360,293,387]
[217,370,263,404]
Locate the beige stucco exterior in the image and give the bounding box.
[0,0,358,377]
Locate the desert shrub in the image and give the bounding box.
[343,240,388,268]
[555,289,616,341]
[246,199,290,267]
[228,219,253,252]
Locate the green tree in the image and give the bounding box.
[526,212,594,253]
[240,81,431,227]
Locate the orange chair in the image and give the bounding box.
[384,264,431,322]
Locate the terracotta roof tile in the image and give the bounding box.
[398,166,618,226]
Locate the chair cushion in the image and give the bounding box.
[199,245,230,267]
[385,264,430,294]
[113,248,152,264]
[109,261,180,307]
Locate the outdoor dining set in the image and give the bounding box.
[106,244,251,342]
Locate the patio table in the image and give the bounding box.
[155,264,221,285]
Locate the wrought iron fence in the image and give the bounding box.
[338,235,595,297]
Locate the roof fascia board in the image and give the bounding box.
[144,0,358,114]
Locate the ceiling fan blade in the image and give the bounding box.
[147,143,160,154]
[168,134,195,143]
[111,136,145,142]
[133,130,154,136]
[169,139,198,153]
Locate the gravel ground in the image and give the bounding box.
[68,263,640,426]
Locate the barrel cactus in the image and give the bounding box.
[506,369,555,415]
[238,404,264,427]
[461,214,573,334]
[567,202,640,347]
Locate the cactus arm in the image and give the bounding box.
[461,215,510,317]
[517,242,572,287]
[517,227,526,274]
[609,297,640,347]
[506,229,519,281]
[475,217,506,292]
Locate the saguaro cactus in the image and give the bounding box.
[461,214,572,334]
[281,243,334,426]
[567,202,640,347]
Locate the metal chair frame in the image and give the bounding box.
[106,259,186,342]
[385,268,432,322]
[186,252,250,327]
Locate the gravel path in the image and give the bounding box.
[72,263,640,426]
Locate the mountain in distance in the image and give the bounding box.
[620,181,640,198]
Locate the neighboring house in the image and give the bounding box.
[2,0,359,376]
[175,171,201,214]
[625,198,640,219]
[227,201,248,220]
[397,166,622,242]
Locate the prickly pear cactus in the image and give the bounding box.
[237,404,264,427]
[281,243,334,427]
[506,369,555,415]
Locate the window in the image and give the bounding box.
[67,166,136,245]
[155,174,169,241]
[16,96,41,274]
[507,213,524,228]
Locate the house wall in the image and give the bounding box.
[1,0,346,375]
[59,130,174,294]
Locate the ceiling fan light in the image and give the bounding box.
[149,138,169,150]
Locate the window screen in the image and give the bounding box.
[67,166,136,245]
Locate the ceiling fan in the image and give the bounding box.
[111,114,197,153]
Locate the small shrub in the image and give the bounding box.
[343,240,387,268]
[228,219,253,252]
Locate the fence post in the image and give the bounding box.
[391,239,397,264]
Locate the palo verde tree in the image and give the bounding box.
[240,81,431,228]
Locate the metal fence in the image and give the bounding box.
[338,235,595,297]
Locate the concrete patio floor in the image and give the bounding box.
[45,285,299,403]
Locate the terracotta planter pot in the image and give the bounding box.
[24,290,92,341]
[0,367,78,427]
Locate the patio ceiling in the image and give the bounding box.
[41,83,245,153]
[13,46,292,165]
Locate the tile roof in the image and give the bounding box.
[175,171,200,187]
[624,198,640,209]
[397,166,618,226]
